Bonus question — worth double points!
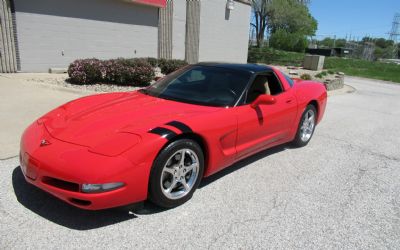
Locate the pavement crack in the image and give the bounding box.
[206,196,282,249]
[318,133,400,162]
[0,155,18,161]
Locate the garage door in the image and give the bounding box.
[14,0,159,72]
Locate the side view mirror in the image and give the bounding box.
[251,94,276,108]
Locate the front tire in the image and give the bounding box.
[292,104,317,147]
[148,139,204,208]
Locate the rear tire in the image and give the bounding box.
[292,104,317,147]
[148,139,204,208]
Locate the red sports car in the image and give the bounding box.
[20,63,327,210]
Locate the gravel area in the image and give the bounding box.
[4,73,143,93]
[273,65,343,82]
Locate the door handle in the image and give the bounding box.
[286,98,293,103]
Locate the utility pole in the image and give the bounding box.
[388,13,400,58]
[333,35,336,48]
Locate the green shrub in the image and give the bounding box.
[327,70,335,74]
[158,58,188,74]
[247,47,304,66]
[300,73,312,80]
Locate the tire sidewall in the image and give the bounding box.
[149,139,204,208]
[293,105,317,147]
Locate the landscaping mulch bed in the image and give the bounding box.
[10,73,143,93]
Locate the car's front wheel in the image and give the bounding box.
[292,104,317,147]
[148,139,204,208]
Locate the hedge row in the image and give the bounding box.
[247,47,305,67]
[157,58,188,74]
[68,57,188,86]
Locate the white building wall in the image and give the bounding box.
[198,0,251,63]
[172,0,186,60]
[14,0,159,72]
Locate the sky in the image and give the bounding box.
[309,0,400,40]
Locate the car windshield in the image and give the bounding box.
[140,65,251,107]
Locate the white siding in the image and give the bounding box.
[198,0,250,63]
[14,0,159,72]
[172,0,186,60]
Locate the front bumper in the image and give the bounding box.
[19,122,150,210]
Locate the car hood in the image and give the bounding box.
[41,91,220,147]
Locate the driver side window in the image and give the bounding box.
[246,75,269,103]
[245,73,283,104]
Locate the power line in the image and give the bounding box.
[388,13,400,58]
[388,13,400,42]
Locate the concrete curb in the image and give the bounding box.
[345,76,400,86]
[328,84,356,97]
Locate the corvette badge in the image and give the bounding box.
[40,139,51,147]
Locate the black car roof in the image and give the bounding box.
[196,62,273,73]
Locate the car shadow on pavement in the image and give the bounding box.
[11,144,289,230]
[12,167,138,230]
[199,144,288,188]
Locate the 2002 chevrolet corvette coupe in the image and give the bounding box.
[20,63,327,210]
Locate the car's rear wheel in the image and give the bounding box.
[292,104,317,147]
[149,139,204,208]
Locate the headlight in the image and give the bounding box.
[81,182,125,193]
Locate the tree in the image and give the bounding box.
[251,0,315,48]
[335,39,346,48]
[251,0,271,48]
[361,36,373,44]
[373,46,396,59]
[317,37,346,48]
[318,37,335,48]
[374,38,394,49]
[267,0,317,36]
[269,29,308,52]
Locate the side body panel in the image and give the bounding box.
[184,109,238,176]
[288,80,328,139]
[235,89,298,159]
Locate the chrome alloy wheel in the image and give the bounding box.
[160,149,199,200]
[300,109,316,142]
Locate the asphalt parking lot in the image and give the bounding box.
[1,76,399,249]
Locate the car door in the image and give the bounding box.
[235,72,298,159]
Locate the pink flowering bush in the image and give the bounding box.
[68,57,187,86]
[68,58,155,86]
[67,59,104,85]
[119,57,188,74]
